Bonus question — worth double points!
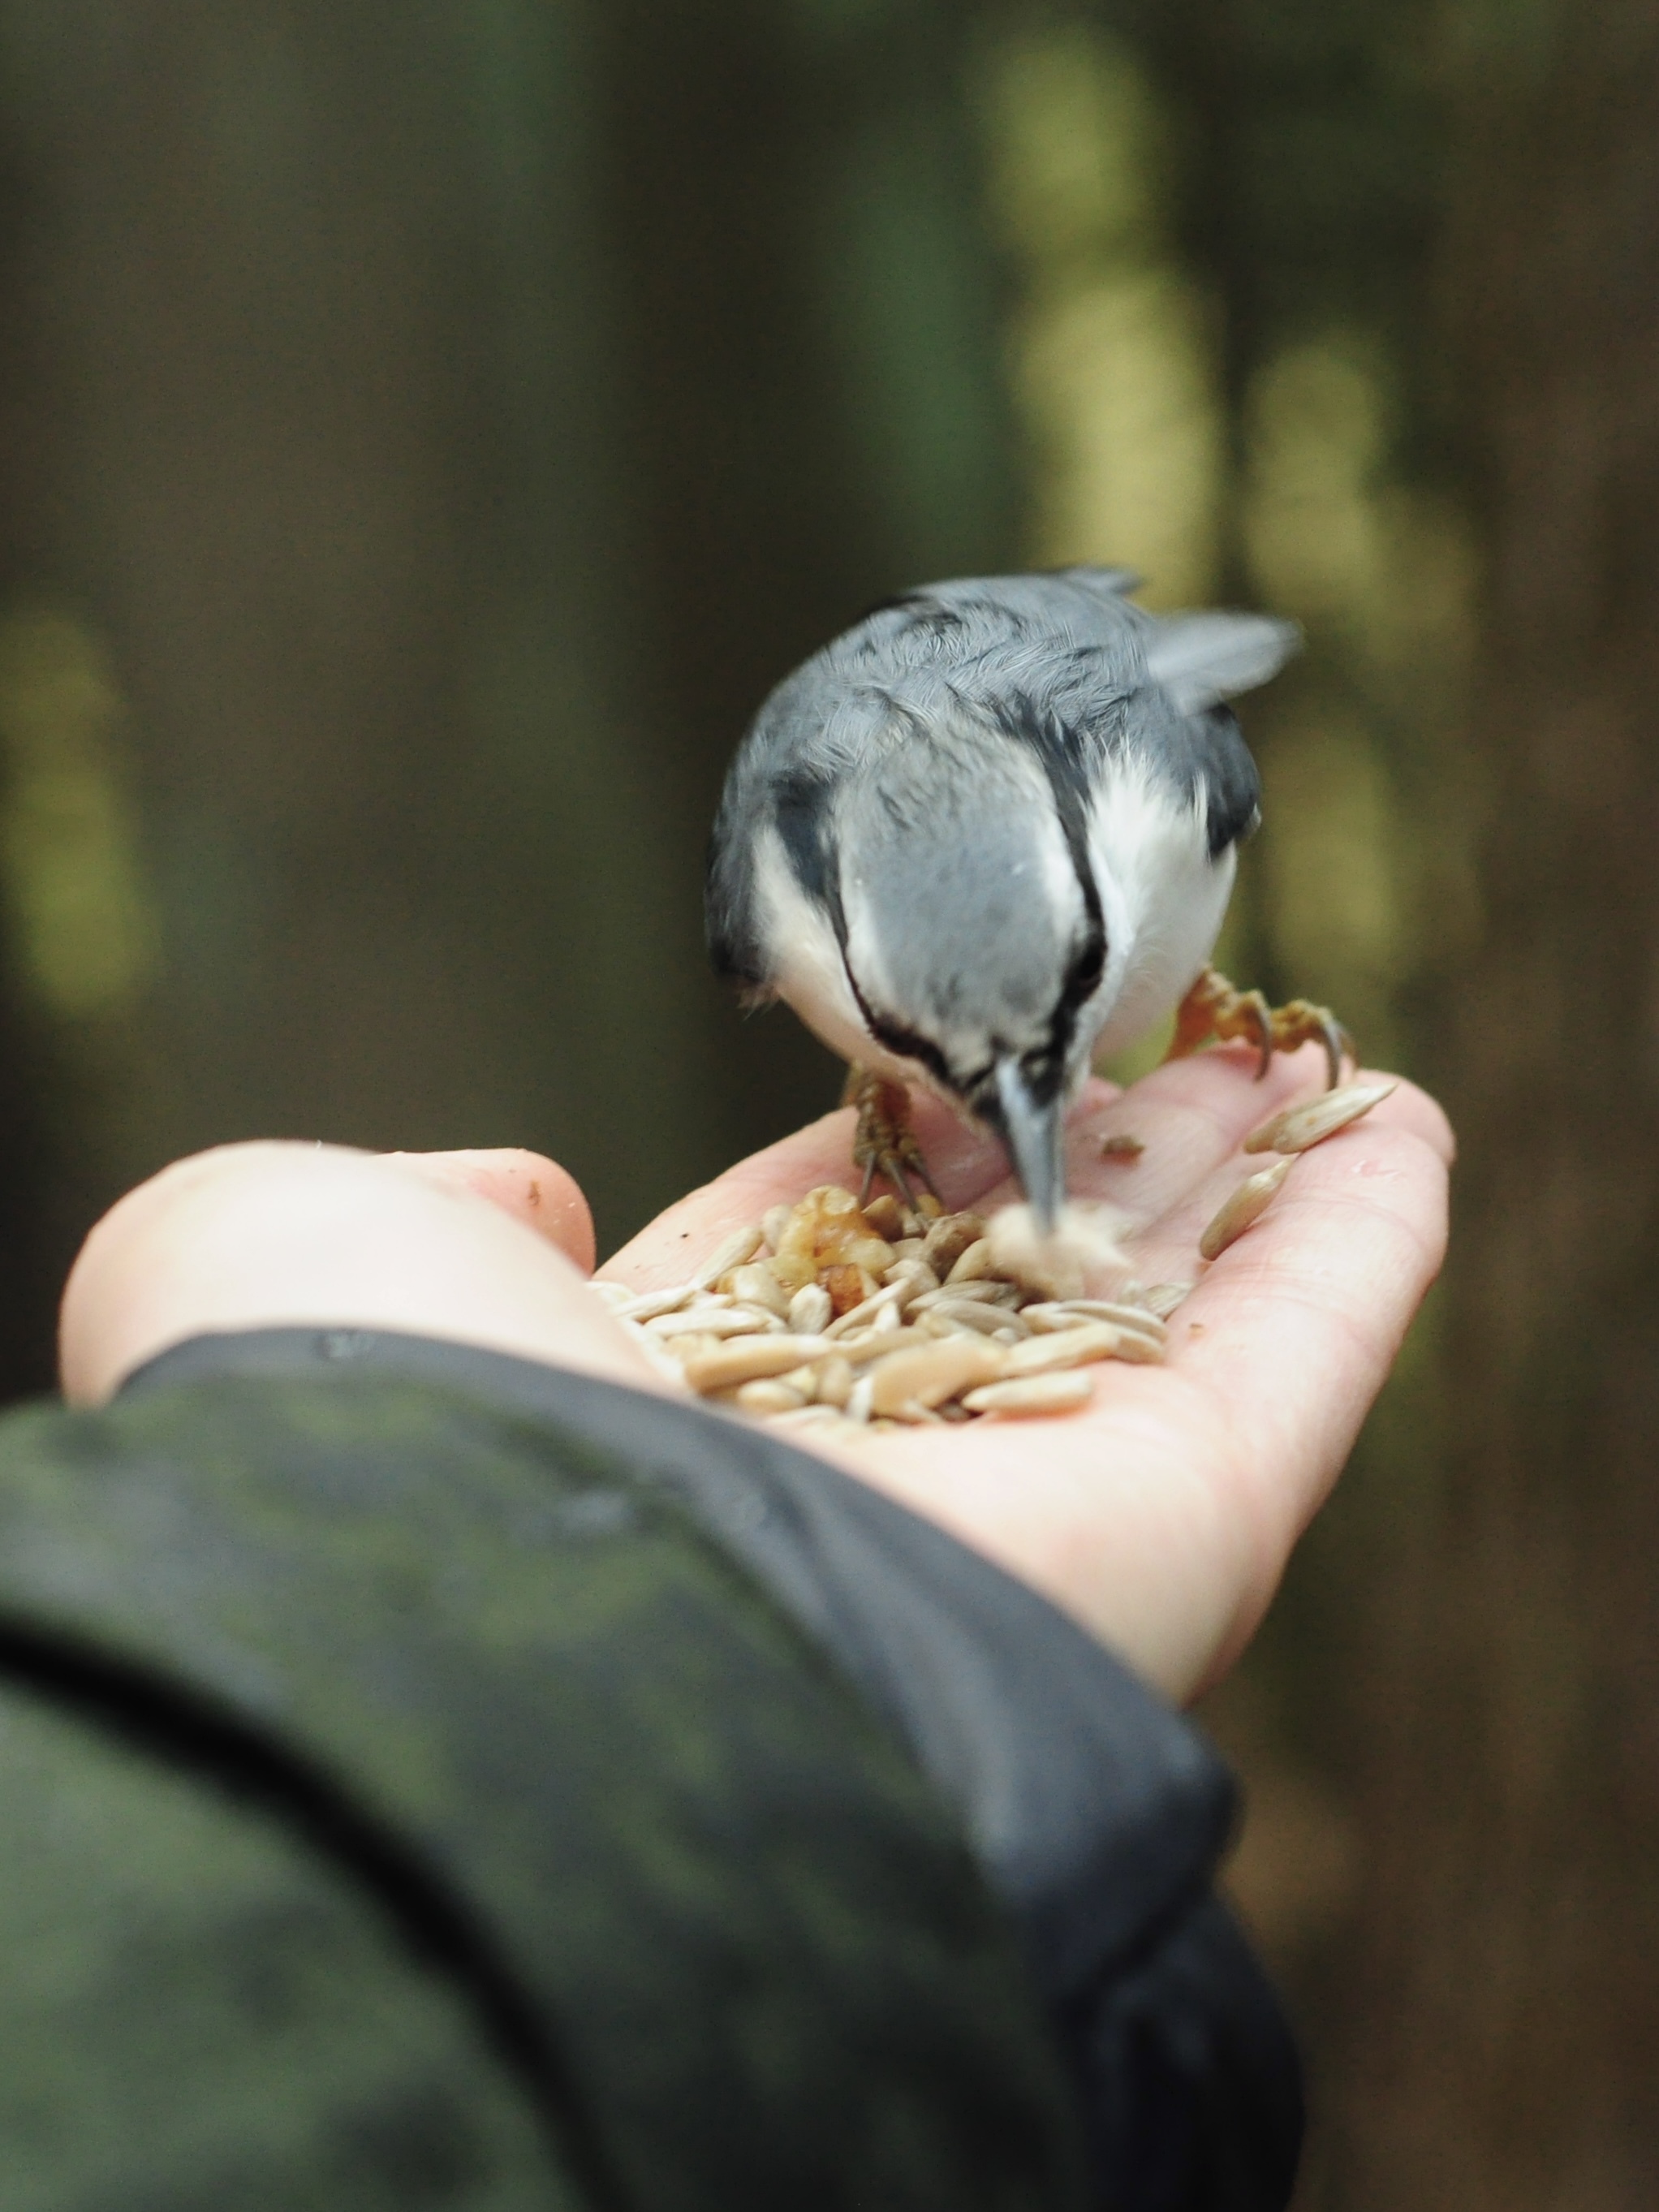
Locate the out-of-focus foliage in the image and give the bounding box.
[0,609,157,1020]
[975,22,1224,605]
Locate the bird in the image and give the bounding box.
[705,567,1348,1231]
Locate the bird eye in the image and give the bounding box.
[1064,933,1105,1007]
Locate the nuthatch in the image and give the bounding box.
[707,567,1344,1228]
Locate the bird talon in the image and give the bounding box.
[1246,990,1274,1082]
[1320,1015,1351,1090]
[846,1067,940,1215]
[886,1156,919,1211]
[1167,968,1354,1091]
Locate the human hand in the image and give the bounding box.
[601,1047,1452,1701]
[58,1139,657,1408]
[60,1046,1449,1705]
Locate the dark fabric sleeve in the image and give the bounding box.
[0,1347,1088,2212]
[0,1677,569,2212]
[116,1328,1304,2212]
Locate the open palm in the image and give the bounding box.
[601,1047,1451,1701]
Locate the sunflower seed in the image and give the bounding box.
[612,1283,701,1323]
[836,1326,929,1365]
[679,1335,836,1393]
[1001,1322,1153,1375]
[881,1257,942,1305]
[824,1279,908,1339]
[1141,1283,1194,1319]
[723,1261,791,1317]
[786,1283,833,1335]
[590,1278,637,1310]
[846,1375,874,1424]
[909,1280,1005,1311]
[1243,1080,1396,1156]
[812,1355,854,1408]
[921,1298,1031,1339]
[1200,1157,1294,1260]
[636,1322,715,1355]
[961,1371,1096,1417]
[866,1336,1006,1418]
[646,1304,779,1340]
[691,1222,765,1290]
[735,1378,809,1415]
[921,1212,987,1275]
[761,1203,793,1253]
[1021,1300,1167,1343]
[632,1334,700,1386]
[916,1310,972,1340]
[945,1238,997,1284]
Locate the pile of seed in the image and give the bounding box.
[594,1080,1394,1438]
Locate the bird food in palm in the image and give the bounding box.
[596,1077,1397,1437]
[599,1185,1179,1435]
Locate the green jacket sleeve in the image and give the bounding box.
[0,1362,1086,2212]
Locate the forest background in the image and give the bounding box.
[0,1,1650,2202]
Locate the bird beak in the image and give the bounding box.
[993,1057,1065,1234]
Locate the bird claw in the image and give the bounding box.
[1166,967,1352,1090]
[843,1068,944,1218]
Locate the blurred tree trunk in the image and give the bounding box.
[1334,7,1659,2202]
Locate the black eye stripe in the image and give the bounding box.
[841,962,955,1089]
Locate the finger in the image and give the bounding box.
[383,1148,595,1271]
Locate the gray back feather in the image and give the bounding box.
[706,569,1296,989]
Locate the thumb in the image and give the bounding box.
[381,1148,596,1273]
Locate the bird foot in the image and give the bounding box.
[1165,966,1352,1089]
[842,1067,944,1217]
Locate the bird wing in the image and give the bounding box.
[829,571,1292,710]
[707,571,1296,986]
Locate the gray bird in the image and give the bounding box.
[706,567,1342,1228]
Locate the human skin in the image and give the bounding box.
[58,1046,1451,1704]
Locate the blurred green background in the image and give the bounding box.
[0,1,1653,2202]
